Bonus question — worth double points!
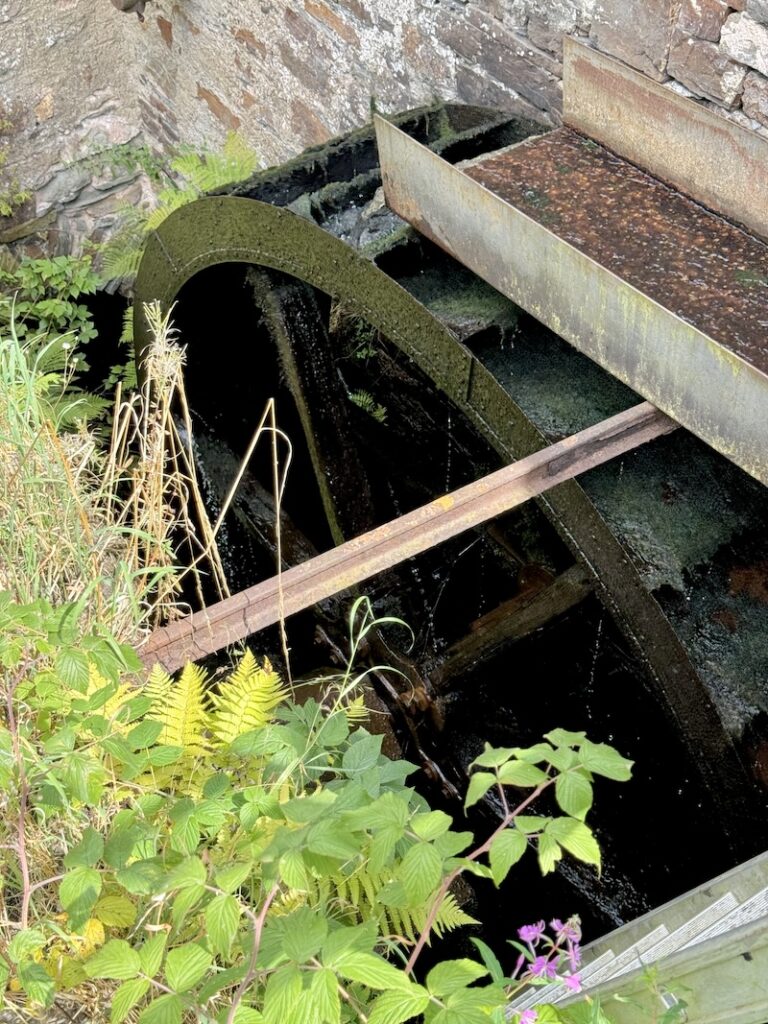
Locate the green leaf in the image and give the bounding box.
[555,769,594,820]
[471,744,514,769]
[578,740,633,781]
[206,894,242,958]
[368,987,431,1024]
[104,824,143,869]
[334,951,413,991]
[215,861,253,893]
[60,865,102,929]
[464,771,496,809]
[546,817,602,869]
[94,894,137,928]
[137,994,183,1024]
[164,942,212,992]
[281,907,328,962]
[426,959,488,997]
[165,856,207,891]
[138,933,167,978]
[398,842,443,905]
[514,815,548,835]
[18,962,55,1007]
[341,732,383,774]
[411,810,452,841]
[537,833,563,875]
[56,648,90,691]
[544,728,587,747]
[469,939,504,985]
[110,978,150,1023]
[263,965,303,1024]
[117,858,166,895]
[279,849,309,891]
[497,761,548,787]
[307,819,361,860]
[310,968,341,1024]
[85,939,141,980]
[8,928,46,963]
[321,922,379,967]
[126,719,163,749]
[64,827,104,869]
[488,828,527,886]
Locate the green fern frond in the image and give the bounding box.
[149,661,210,753]
[343,694,369,723]
[144,663,173,708]
[210,650,288,746]
[171,133,258,193]
[348,389,387,424]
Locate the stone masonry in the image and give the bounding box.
[2,0,768,255]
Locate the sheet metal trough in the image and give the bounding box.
[374,115,768,486]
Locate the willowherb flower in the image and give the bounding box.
[518,1011,538,1024]
[562,973,582,993]
[518,920,546,944]
[530,955,558,980]
[550,916,582,942]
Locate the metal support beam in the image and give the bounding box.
[140,401,674,672]
[375,113,768,486]
[563,37,768,243]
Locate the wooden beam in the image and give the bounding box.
[140,401,675,673]
[427,563,594,691]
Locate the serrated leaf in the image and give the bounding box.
[104,825,143,869]
[367,986,431,1024]
[544,728,587,747]
[281,907,328,963]
[497,761,548,787]
[60,866,102,929]
[411,810,452,841]
[471,744,514,769]
[94,894,137,928]
[488,828,527,886]
[514,815,549,835]
[555,769,594,820]
[85,939,141,980]
[278,849,309,891]
[334,951,413,990]
[578,740,633,781]
[110,978,150,1023]
[164,942,212,992]
[8,928,46,963]
[398,842,443,905]
[137,994,182,1024]
[547,817,602,869]
[310,968,341,1024]
[165,856,207,891]
[63,827,104,868]
[126,719,163,750]
[215,860,253,893]
[205,894,242,957]
[138,933,167,978]
[426,959,488,997]
[464,771,496,809]
[18,962,55,1007]
[56,648,90,692]
[537,833,563,875]
[263,965,303,1024]
[306,819,361,860]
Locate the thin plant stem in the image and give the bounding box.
[225,883,280,1024]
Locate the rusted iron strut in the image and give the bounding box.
[141,401,675,672]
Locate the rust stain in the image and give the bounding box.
[303,0,359,45]
[710,609,739,633]
[232,26,266,58]
[465,128,768,376]
[196,85,241,131]
[156,15,173,48]
[729,561,768,604]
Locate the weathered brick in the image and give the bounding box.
[742,69,768,122]
[720,11,768,74]
[668,36,747,105]
[303,0,359,45]
[455,63,555,125]
[673,0,731,42]
[290,97,332,145]
[590,0,678,80]
[436,8,562,112]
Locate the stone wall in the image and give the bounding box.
[2,0,768,254]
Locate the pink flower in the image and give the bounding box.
[530,955,558,980]
[562,973,582,993]
[518,920,546,944]
[518,1011,538,1024]
[550,917,582,942]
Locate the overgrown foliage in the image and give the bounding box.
[1,592,630,1024]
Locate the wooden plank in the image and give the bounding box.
[563,37,768,242]
[140,402,674,672]
[428,563,593,690]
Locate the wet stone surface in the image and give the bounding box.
[466,127,768,374]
